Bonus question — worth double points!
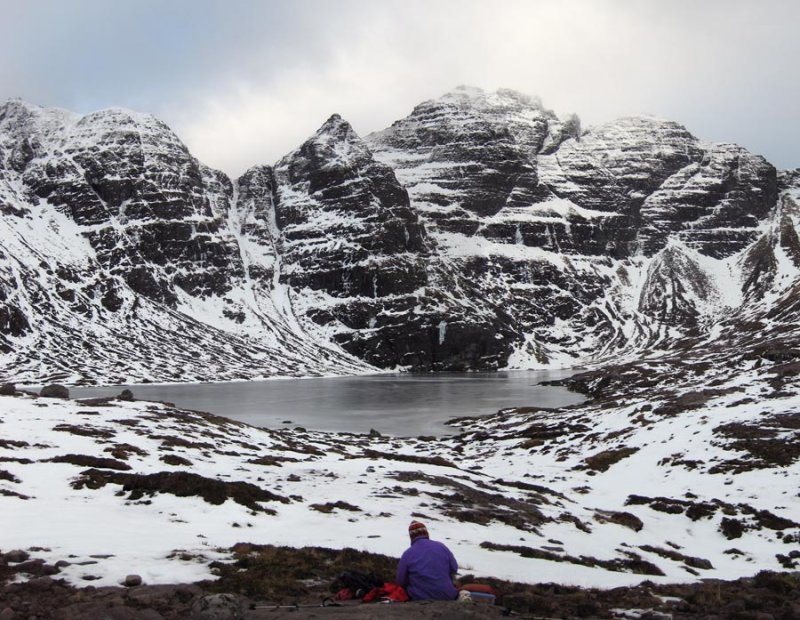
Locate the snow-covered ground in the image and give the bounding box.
[2,340,798,590]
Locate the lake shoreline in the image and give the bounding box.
[66,370,584,438]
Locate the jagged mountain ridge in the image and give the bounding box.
[0,88,796,383]
[0,100,371,384]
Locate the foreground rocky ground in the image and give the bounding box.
[2,545,800,619]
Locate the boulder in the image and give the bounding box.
[0,383,15,396]
[118,389,135,401]
[66,605,159,620]
[124,574,143,587]
[26,576,55,591]
[191,593,244,620]
[41,564,60,575]
[4,549,29,563]
[39,384,69,399]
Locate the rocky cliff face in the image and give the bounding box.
[366,88,784,366]
[266,113,515,369]
[0,89,795,382]
[0,100,369,383]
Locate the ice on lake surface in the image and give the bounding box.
[71,370,583,436]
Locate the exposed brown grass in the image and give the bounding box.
[360,449,456,469]
[159,454,193,466]
[391,471,547,532]
[46,454,131,471]
[52,424,115,439]
[480,541,665,576]
[203,544,398,603]
[582,447,639,472]
[310,501,362,513]
[71,469,288,512]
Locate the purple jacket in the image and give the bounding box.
[396,537,458,601]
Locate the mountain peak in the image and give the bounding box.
[434,85,545,111]
[445,84,486,98]
[314,112,354,138]
[0,98,80,136]
[0,100,179,155]
[285,113,373,169]
[75,106,168,135]
[0,92,790,382]
[0,97,46,116]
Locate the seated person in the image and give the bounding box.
[396,520,458,600]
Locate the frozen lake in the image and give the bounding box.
[71,370,583,437]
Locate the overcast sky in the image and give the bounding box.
[2,0,797,176]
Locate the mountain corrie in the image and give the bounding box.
[1,87,797,383]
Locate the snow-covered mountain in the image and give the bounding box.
[0,88,797,383]
[0,100,370,384]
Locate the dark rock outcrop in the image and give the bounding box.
[268,113,515,369]
[40,384,69,399]
[0,101,370,383]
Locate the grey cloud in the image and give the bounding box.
[0,0,797,175]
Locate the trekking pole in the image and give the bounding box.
[251,598,342,610]
[250,603,301,610]
[502,609,585,620]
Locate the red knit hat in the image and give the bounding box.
[408,520,429,540]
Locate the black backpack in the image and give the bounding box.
[334,570,384,597]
